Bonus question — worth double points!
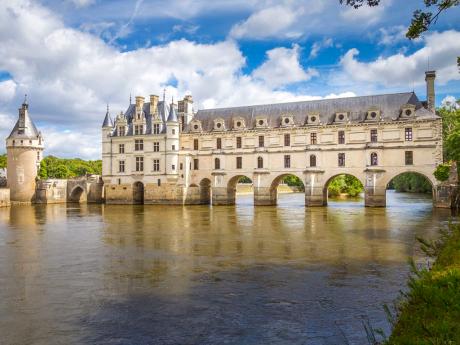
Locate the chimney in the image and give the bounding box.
[425,70,436,113]
[135,96,145,111]
[150,95,159,115]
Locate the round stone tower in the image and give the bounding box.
[6,97,44,203]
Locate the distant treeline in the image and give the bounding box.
[38,156,102,179]
[0,154,101,179]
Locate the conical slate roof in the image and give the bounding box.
[167,100,178,122]
[102,105,113,127]
[8,101,41,139]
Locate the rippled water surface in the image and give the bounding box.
[0,191,455,345]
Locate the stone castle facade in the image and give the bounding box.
[102,71,453,208]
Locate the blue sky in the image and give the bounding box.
[0,0,459,158]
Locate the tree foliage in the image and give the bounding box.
[389,173,432,193]
[434,163,452,181]
[38,156,102,179]
[0,154,6,169]
[327,174,363,197]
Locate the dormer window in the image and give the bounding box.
[306,114,320,125]
[191,120,202,132]
[213,118,225,131]
[118,126,126,136]
[256,116,268,128]
[281,115,294,127]
[366,109,380,121]
[335,112,348,123]
[400,104,416,119]
[233,117,246,130]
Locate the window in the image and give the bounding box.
[153,123,160,134]
[370,152,378,166]
[153,159,160,171]
[236,157,242,169]
[310,133,317,145]
[193,139,199,150]
[338,153,345,167]
[180,163,183,170]
[119,160,125,172]
[172,165,175,171]
[157,179,161,187]
[214,158,220,170]
[259,136,264,148]
[37,152,40,161]
[338,130,345,144]
[257,156,263,169]
[236,137,242,149]
[134,139,143,151]
[172,129,176,135]
[153,142,159,152]
[135,156,144,172]
[118,178,121,185]
[284,155,291,168]
[118,126,125,136]
[310,155,316,167]
[119,144,125,154]
[172,144,176,151]
[405,151,413,165]
[193,159,199,170]
[134,125,143,135]
[371,129,378,143]
[217,138,222,149]
[405,128,413,141]
[284,134,290,146]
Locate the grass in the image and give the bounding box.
[379,222,460,345]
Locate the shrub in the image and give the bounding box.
[433,163,451,182]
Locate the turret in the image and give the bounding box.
[101,104,113,176]
[6,96,44,203]
[425,70,436,113]
[165,98,179,178]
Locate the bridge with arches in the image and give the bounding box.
[185,165,448,208]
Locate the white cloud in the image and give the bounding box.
[0,80,17,102]
[309,38,333,59]
[441,95,460,109]
[69,0,95,8]
[340,30,460,87]
[0,0,339,159]
[340,1,389,25]
[229,5,301,40]
[252,44,318,88]
[378,25,408,46]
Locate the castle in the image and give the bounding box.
[1,71,456,208]
[101,71,454,208]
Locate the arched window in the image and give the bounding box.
[214,158,220,170]
[371,152,378,166]
[310,154,316,167]
[257,156,263,169]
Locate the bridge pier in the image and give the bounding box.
[212,187,233,205]
[364,187,386,207]
[254,187,275,206]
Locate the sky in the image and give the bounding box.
[0,0,459,159]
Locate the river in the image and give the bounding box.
[0,191,455,345]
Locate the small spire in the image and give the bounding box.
[163,88,166,101]
[171,96,174,104]
[129,93,132,105]
[106,103,109,113]
[24,94,28,104]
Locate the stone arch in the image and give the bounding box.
[69,185,86,203]
[322,173,365,206]
[383,170,435,202]
[227,174,253,205]
[133,181,144,204]
[268,173,305,206]
[199,178,211,205]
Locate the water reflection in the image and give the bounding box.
[0,191,455,345]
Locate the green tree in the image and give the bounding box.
[0,154,6,169]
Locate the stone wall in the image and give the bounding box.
[35,179,67,204]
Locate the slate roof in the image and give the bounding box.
[8,104,41,139]
[110,101,171,136]
[102,109,113,127]
[189,92,438,132]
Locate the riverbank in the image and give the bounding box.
[384,222,460,344]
